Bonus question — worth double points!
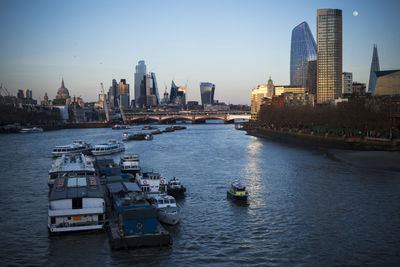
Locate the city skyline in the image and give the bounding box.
[1,0,400,104]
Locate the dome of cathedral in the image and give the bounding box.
[56,78,70,99]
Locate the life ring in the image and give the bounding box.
[142,180,147,185]
[137,222,143,229]
[160,179,165,185]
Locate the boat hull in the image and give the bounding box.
[227,191,248,202]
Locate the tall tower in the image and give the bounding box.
[266,76,274,98]
[368,44,380,94]
[134,60,147,107]
[316,9,342,104]
[200,82,215,106]
[290,22,317,87]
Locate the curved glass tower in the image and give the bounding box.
[200,82,215,105]
[290,22,317,87]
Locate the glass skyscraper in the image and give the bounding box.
[290,22,317,87]
[368,44,380,94]
[200,82,215,105]
[134,60,147,106]
[317,9,342,104]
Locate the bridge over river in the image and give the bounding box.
[123,111,251,123]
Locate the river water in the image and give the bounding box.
[0,124,399,266]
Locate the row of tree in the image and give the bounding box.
[254,98,400,138]
[0,104,62,126]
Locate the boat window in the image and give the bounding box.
[72,198,83,209]
[67,178,87,187]
[169,199,175,203]
[158,199,164,204]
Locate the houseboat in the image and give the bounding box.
[91,140,125,156]
[106,181,172,249]
[48,153,95,187]
[48,176,105,233]
[120,154,141,176]
[52,140,92,157]
[137,170,165,195]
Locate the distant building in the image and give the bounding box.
[352,82,366,95]
[368,44,380,94]
[134,60,147,107]
[317,9,342,103]
[342,72,353,95]
[306,59,317,94]
[372,70,400,96]
[53,78,70,105]
[274,85,305,96]
[251,84,268,119]
[282,92,307,106]
[17,90,24,99]
[266,77,274,98]
[108,79,118,108]
[118,79,130,107]
[138,73,159,107]
[290,21,317,87]
[24,89,32,99]
[169,80,185,106]
[200,82,215,106]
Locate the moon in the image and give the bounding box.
[353,10,358,16]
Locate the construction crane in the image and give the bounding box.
[0,83,12,97]
[118,98,127,124]
[100,83,110,122]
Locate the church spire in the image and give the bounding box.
[61,77,65,88]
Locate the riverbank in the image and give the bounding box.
[246,127,400,151]
[0,122,111,133]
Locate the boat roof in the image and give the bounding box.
[49,176,104,200]
[231,181,246,190]
[49,154,95,173]
[107,182,141,194]
[151,194,175,201]
[121,154,139,160]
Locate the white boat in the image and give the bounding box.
[137,170,166,194]
[52,140,92,157]
[48,176,105,233]
[120,154,141,175]
[48,153,95,187]
[91,139,125,156]
[20,127,43,133]
[148,194,180,225]
[112,124,129,130]
[122,132,152,141]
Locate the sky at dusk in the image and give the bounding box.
[0,0,399,104]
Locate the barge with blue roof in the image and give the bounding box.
[106,181,172,249]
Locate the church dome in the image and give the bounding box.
[56,78,70,99]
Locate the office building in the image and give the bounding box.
[372,70,400,96]
[251,84,268,119]
[368,44,380,94]
[317,9,342,104]
[134,60,147,107]
[200,82,215,105]
[266,77,274,98]
[290,22,317,87]
[274,85,306,96]
[118,79,130,107]
[306,59,317,94]
[342,72,353,95]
